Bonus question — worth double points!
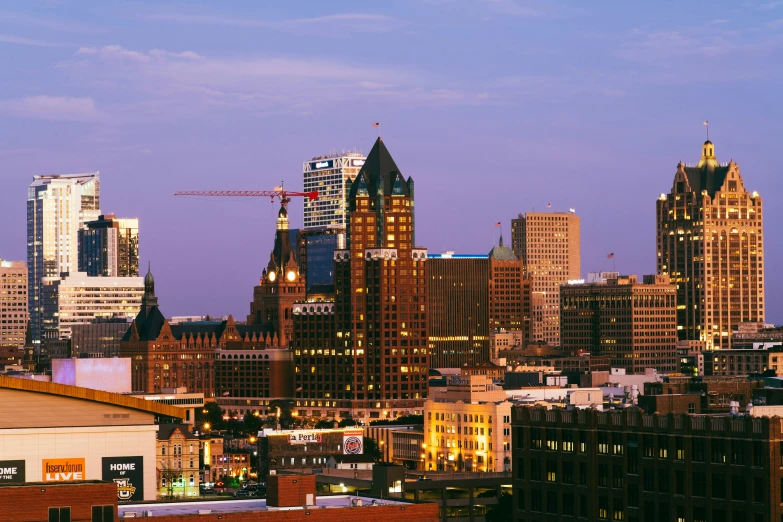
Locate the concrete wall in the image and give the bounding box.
[52,357,132,394]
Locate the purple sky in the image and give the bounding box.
[1,2,782,323]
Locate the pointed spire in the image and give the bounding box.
[142,262,158,312]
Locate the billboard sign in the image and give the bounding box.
[102,456,144,502]
[287,431,323,445]
[42,458,85,482]
[310,160,334,171]
[351,159,365,167]
[0,460,25,483]
[343,430,363,455]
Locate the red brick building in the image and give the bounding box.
[294,138,429,420]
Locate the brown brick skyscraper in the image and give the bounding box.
[657,140,764,349]
[294,137,428,420]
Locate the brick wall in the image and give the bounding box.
[267,474,316,507]
[0,481,116,522]
[142,503,438,522]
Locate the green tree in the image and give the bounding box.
[369,414,423,426]
[315,419,336,429]
[485,492,513,522]
[243,412,263,435]
[363,437,383,462]
[197,402,225,431]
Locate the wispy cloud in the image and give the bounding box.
[0,96,101,121]
[0,10,102,34]
[61,45,487,118]
[0,33,62,47]
[148,12,403,33]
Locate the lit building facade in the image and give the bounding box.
[511,211,580,346]
[79,214,140,277]
[657,140,764,349]
[489,239,531,343]
[41,272,143,341]
[302,151,366,229]
[0,259,28,353]
[424,375,512,472]
[427,254,489,368]
[156,424,200,498]
[560,274,678,373]
[297,226,344,293]
[27,172,100,345]
[70,318,132,358]
[294,138,428,420]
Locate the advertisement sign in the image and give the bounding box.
[42,458,85,482]
[102,456,144,502]
[0,460,25,483]
[343,430,363,455]
[351,159,365,167]
[310,160,333,171]
[287,431,323,445]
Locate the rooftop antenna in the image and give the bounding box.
[703,120,709,141]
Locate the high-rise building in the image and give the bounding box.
[560,274,678,372]
[41,272,144,341]
[512,406,783,522]
[78,214,140,277]
[70,318,132,358]
[0,260,28,349]
[293,138,428,420]
[296,226,345,293]
[27,172,100,345]
[302,151,366,229]
[247,202,305,348]
[428,254,489,368]
[489,237,532,341]
[657,140,764,349]
[511,211,580,346]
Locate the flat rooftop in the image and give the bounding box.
[119,495,406,517]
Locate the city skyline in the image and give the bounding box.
[1,2,782,322]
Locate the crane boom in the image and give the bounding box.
[174,190,318,200]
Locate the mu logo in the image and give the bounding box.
[114,478,137,500]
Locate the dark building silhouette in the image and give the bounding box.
[297,227,344,293]
[78,213,139,277]
[293,138,428,420]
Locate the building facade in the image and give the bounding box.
[512,406,783,522]
[511,211,580,346]
[0,260,28,363]
[560,274,678,373]
[302,151,366,229]
[70,318,132,358]
[424,375,512,473]
[657,140,764,349]
[294,138,428,420]
[489,240,531,344]
[297,227,344,293]
[27,173,100,345]
[41,272,143,342]
[703,347,783,377]
[156,424,200,498]
[78,214,139,277]
[428,254,489,368]
[120,269,216,396]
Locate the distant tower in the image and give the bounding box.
[79,214,140,277]
[657,140,764,349]
[248,200,305,348]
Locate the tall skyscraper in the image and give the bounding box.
[294,138,428,420]
[302,151,366,229]
[27,172,100,344]
[560,274,678,372]
[78,213,140,277]
[657,140,764,349]
[296,227,345,293]
[488,237,531,341]
[0,259,28,358]
[511,211,580,346]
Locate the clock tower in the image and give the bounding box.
[248,199,305,348]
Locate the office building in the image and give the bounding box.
[297,226,344,293]
[702,347,783,377]
[70,318,132,358]
[428,254,489,368]
[78,213,139,277]
[27,172,100,345]
[560,274,678,373]
[302,151,366,229]
[424,375,512,472]
[0,260,28,361]
[293,138,428,419]
[489,238,531,341]
[511,211,580,346]
[512,406,783,522]
[40,272,144,342]
[657,140,764,349]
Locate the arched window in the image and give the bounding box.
[162,446,166,455]
[189,474,194,486]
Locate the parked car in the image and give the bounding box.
[234,489,256,498]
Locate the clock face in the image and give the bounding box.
[268,271,276,282]
[287,270,296,282]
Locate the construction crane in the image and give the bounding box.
[174,183,318,209]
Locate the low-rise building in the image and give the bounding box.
[424,375,512,472]
[326,454,375,470]
[259,427,366,477]
[703,346,783,376]
[156,424,200,498]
